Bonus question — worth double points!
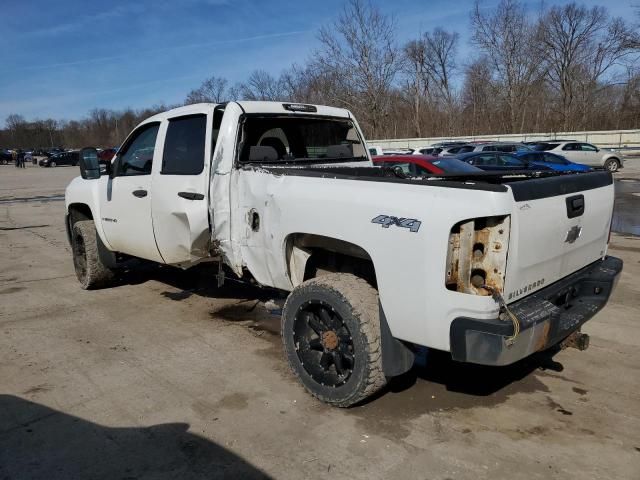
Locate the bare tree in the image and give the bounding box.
[539,3,638,130]
[471,0,545,133]
[400,39,429,137]
[237,70,286,101]
[424,28,460,135]
[185,76,229,104]
[314,0,400,138]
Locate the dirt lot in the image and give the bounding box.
[1,163,639,479]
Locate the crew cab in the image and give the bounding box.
[65,102,622,407]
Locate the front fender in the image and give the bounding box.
[65,176,114,251]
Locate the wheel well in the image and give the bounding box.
[66,203,94,244]
[68,203,93,224]
[285,233,377,288]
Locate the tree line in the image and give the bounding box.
[2,0,639,149]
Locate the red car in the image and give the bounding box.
[372,154,482,175]
[98,148,117,165]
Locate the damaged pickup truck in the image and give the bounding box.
[65,101,622,407]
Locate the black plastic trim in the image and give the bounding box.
[509,171,612,201]
[264,166,511,192]
[450,256,623,363]
[379,302,415,377]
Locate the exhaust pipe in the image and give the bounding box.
[560,331,590,351]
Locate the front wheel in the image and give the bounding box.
[282,273,387,407]
[50,161,56,167]
[604,158,619,172]
[71,220,114,289]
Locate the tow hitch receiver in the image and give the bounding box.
[560,331,590,351]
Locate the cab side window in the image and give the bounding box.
[497,154,524,167]
[162,114,207,175]
[117,123,160,176]
[472,154,497,166]
[562,143,579,151]
[579,143,597,152]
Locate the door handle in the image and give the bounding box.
[178,192,204,200]
[132,189,147,198]
[566,194,584,218]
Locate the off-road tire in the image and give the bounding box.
[282,273,386,407]
[71,220,114,289]
[604,158,619,172]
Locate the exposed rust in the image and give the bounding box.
[445,216,510,296]
[322,331,339,350]
[534,321,552,352]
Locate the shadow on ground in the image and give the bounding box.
[113,261,282,303]
[107,262,565,429]
[0,395,271,480]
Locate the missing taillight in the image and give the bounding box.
[445,215,510,295]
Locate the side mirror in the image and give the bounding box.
[79,147,100,179]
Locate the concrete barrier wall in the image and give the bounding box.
[370,129,640,151]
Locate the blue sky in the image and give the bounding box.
[1,0,635,125]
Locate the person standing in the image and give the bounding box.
[17,150,25,168]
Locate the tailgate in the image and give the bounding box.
[503,172,614,303]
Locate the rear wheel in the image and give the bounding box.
[604,158,619,172]
[71,220,114,289]
[282,273,386,407]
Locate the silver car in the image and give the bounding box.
[468,142,532,153]
[534,141,623,172]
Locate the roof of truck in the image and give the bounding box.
[141,101,352,124]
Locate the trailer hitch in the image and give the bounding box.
[560,331,590,351]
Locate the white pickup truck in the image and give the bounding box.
[65,101,622,407]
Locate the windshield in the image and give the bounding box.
[239,115,367,164]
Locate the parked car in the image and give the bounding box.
[412,146,442,155]
[98,148,117,164]
[0,149,12,165]
[39,150,79,167]
[437,144,476,156]
[514,151,590,172]
[372,154,483,175]
[523,139,576,146]
[368,145,384,156]
[454,151,552,171]
[530,141,623,172]
[467,142,532,153]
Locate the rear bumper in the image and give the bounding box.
[450,256,623,366]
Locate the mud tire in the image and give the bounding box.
[282,273,386,407]
[71,220,114,289]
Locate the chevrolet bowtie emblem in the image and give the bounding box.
[565,225,582,244]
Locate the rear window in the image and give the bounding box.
[162,114,207,175]
[431,158,479,173]
[543,153,567,164]
[240,115,366,164]
[533,143,559,151]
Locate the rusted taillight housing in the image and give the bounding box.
[445,215,510,295]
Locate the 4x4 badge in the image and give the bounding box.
[371,215,421,233]
[565,225,582,243]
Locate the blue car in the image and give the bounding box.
[514,151,590,172]
[454,152,553,171]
